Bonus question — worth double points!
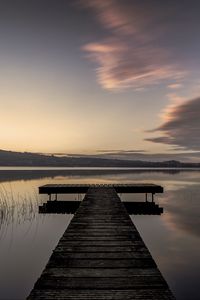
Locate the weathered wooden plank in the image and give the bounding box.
[27,289,175,300]
[54,245,149,253]
[43,267,160,277]
[35,276,167,289]
[63,233,141,238]
[67,226,137,231]
[58,241,141,246]
[49,251,151,259]
[68,219,135,224]
[61,236,143,241]
[64,229,139,235]
[46,258,156,268]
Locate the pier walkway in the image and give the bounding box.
[27,186,175,300]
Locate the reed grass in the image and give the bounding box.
[0,184,41,240]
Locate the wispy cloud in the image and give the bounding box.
[54,148,200,162]
[96,149,147,154]
[79,0,138,36]
[79,0,185,91]
[146,97,200,151]
[158,93,187,123]
[168,83,183,90]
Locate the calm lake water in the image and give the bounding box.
[0,168,200,300]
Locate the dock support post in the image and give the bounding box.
[145,193,148,202]
[152,193,154,202]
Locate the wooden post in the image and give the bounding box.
[152,193,154,202]
[145,193,148,202]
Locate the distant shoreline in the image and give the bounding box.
[0,149,200,169]
[1,166,200,170]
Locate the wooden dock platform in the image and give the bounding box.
[39,183,163,195]
[27,186,175,300]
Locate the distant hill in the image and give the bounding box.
[0,149,199,168]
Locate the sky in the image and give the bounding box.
[1,0,200,161]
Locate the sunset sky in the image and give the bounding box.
[1,0,200,161]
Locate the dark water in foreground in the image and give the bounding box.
[0,168,200,300]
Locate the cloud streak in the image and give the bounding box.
[55,149,200,162]
[146,97,200,151]
[79,0,184,91]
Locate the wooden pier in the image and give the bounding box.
[39,183,163,196]
[27,185,175,300]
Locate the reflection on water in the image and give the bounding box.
[0,169,200,300]
[39,199,163,215]
[0,186,39,241]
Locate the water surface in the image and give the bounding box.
[0,168,200,300]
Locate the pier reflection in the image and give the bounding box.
[39,199,163,215]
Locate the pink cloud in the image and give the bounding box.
[79,0,185,91]
[79,0,137,35]
[168,83,183,89]
[83,38,184,90]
